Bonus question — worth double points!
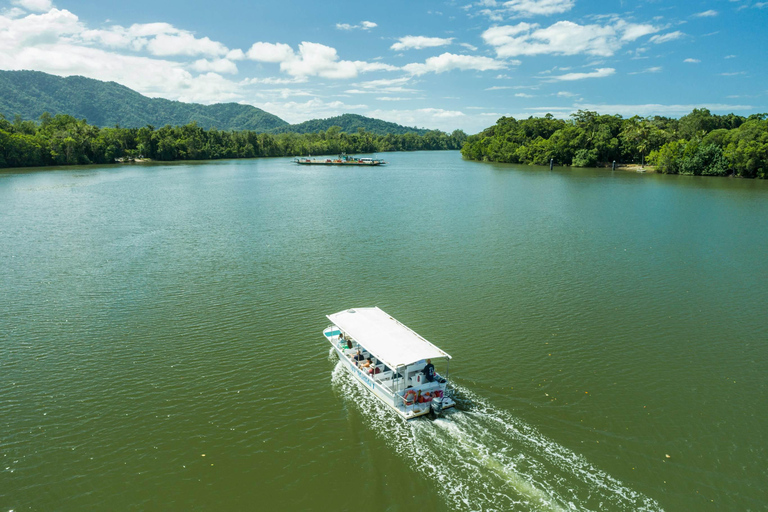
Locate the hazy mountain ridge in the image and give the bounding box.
[271,113,429,136]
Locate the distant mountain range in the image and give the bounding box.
[0,70,429,135]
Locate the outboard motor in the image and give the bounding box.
[430,397,445,416]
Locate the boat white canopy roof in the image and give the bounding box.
[328,307,451,369]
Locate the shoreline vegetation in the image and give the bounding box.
[462,109,768,179]
[0,113,467,169]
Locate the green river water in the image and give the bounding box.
[1,151,766,511]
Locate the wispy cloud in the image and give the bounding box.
[629,66,662,75]
[546,67,616,81]
[467,0,576,20]
[649,31,685,44]
[737,1,767,9]
[692,10,718,17]
[366,108,466,131]
[683,58,700,63]
[572,102,753,117]
[335,20,377,31]
[257,98,368,124]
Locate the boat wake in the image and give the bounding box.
[331,361,663,512]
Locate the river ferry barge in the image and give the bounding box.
[294,154,386,166]
[323,307,455,420]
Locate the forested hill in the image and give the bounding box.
[0,70,289,131]
[269,114,429,135]
[0,71,433,136]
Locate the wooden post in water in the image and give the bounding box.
[612,160,616,171]
[550,159,554,170]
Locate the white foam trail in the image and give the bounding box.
[331,361,663,512]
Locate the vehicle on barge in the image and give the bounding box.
[323,307,455,420]
[294,153,386,166]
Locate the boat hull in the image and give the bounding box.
[324,331,452,420]
[295,160,382,166]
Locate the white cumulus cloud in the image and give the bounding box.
[403,52,507,75]
[146,32,228,57]
[246,42,295,62]
[79,21,231,57]
[11,0,52,12]
[0,9,242,104]
[482,19,661,58]
[191,58,238,74]
[247,41,397,79]
[391,36,454,51]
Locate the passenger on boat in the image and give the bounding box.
[358,357,372,369]
[422,359,435,382]
[352,350,365,362]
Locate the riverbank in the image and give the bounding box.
[0,113,467,169]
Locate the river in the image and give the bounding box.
[2,151,766,511]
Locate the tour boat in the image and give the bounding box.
[323,307,455,420]
[294,153,386,166]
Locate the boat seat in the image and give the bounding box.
[406,362,426,374]
[409,373,427,386]
[364,364,386,376]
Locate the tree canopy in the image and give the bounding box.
[0,113,467,169]
[461,109,768,178]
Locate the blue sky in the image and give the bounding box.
[1,0,766,132]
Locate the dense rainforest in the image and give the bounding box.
[0,113,467,168]
[461,109,768,178]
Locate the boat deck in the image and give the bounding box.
[324,325,454,419]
